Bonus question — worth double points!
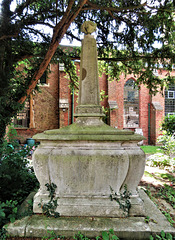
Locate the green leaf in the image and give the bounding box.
[109,229,114,235]
[10,217,16,223]
[166,233,172,240]
[102,231,109,240]
[0,211,5,217]
[112,235,119,240]
[13,207,18,214]
[160,230,165,238]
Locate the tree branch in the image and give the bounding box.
[25,21,55,28]
[70,55,172,62]
[106,9,137,26]
[11,0,37,20]
[0,32,19,41]
[18,0,88,104]
[83,0,147,12]
[52,0,75,44]
[25,27,51,41]
[66,30,82,42]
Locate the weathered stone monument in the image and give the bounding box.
[6,21,175,239]
[32,21,145,217]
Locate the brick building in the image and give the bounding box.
[13,61,175,145]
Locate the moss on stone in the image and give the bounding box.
[33,122,146,142]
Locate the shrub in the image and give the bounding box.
[161,114,175,136]
[157,131,175,157]
[0,132,39,230]
[0,200,18,227]
[0,140,39,203]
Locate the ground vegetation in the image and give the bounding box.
[0,128,39,230]
[140,143,175,229]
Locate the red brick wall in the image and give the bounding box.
[33,64,59,131]
[15,128,40,143]
[13,62,175,145]
[58,62,79,127]
[14,64,59,142]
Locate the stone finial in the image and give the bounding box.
[81,21,97,35]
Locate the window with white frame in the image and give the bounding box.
[168,91,174,99]
[165,84,175,116]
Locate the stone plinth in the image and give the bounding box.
[6,189,175,239]
[33,123,146,217]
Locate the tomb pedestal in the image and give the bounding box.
[33,124,146,217]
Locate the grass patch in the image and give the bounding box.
[157,173,175,183]
[140,145,161,154]
[144,171,154,178]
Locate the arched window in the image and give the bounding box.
[124,79,139,128]
[165,84,175,116]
